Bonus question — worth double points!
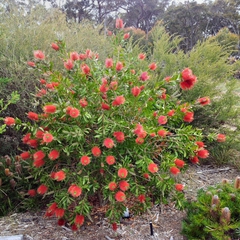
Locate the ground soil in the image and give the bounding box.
[0,164,239,240]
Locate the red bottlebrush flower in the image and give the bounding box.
[106,155,116,165]
[79,98,88,108]
[80,156,91,166]
[34,50,45,60]
[40,79,46,84]
[115,191,126,202]
[131,86,141,97]
[113,131,125,143]
[28,189,36,197]
[27,112,39,121]
[4,117,15,126]
[36,130,44,139]
[47,202,57,214]
[20,151,31,160]
[71,223,78,231]
[170,166,180,175]
[180,69,197,90]
[81,63,90,75]
[70,51,79,61]
[104,138,115,149]
[75,215,84,226]
[138,194,146,203]
[57,219,65,226]
[43,132,54,143]
[196,141,205,148]
[27,61,35,67]
[101,102,110,110]
[48,149,60,160]
[131,69,136,75]
[138,53,146,60]
[79,53,87,60]
[174,159,185,168]
[69,108,80,118]
[99,83,109,93]
[68,184,82,198]
[66,106,73,115]
[134,124,144,135]
[119,180,129,191]
[143,173,150,179]
[45,83,54,90]
[92,146,101,157]
[118,168,128,178]
[167,109,175,117]
[54,170,66,181]
[27,139,38,148]
[50,172,56,179]
[112,222,118,231]
[190,156,199,164]
[197,97,210,106]
[105,58,113,68]
[139,71,150,81]
[36,89,47,97]
[149,62,157,70]
[115,18,123,29]
[217,134,226,142]
[150,132,156,137]
[55,208,65,218]
[33,158,45,168]
[181,68,193,80]
[109,81,118,91]
[37,184,48,195]
[43,105,57,113]
[157,129,167,137]
[148,163,158,173]
[158,115,167,125]
[51,43,59,51]
[197,149,209,158]
[123,33,130,39]
[183,112,194,123]
[164,76,171,82]
[109,181,117,191]
[175,184,184,191]
[64,59,74,70]
[100,168,104,175]
[33,150,45,161]
[116,61,123,71]
[135,137,144,144]
[112,95,125,106]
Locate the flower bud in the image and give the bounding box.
[5,155,11,166]
[234,176,240,189]
[15,162,22,175]
[211,195,220,206]
[221,178,229,184]
[0,178,2,187]
[10,179,17,189]
[220,207,231,225]
[229,193,236,201]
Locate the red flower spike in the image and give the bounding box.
[28,189,36,197]
[33,150,45,161]
[115,18,123,29]
[138,53,146,60]
[43,105,57,113]
[197,97,210,106]
[138,194,146,203]
[57,219,65,226]
[135,137,144,144]
[27,139,38,148]
[71,223,78,231]
[54,170,66,181]
[106,155,116,165]
[103,138,115,149]
[109,182,117,191]
[27,61,35,67]
[101,102,110,110]
[190,156,199,164]
[68,184,82,198]
[36,130,44,139]
[175,184,184,191]
[123,33,130,39]
[4,117,15,126]
[37,184,48,195]
[105,58,113,68]
[64,59,74,70]
[139,72,150,81]
[55,208,65,218]
[81,63,90,75]
[119,180,130,191]
[149,62,157,70]
[112,96,125,106]
[112,222,118,231]
[116,61,123,71]
[34,50,45,60]
[148,163,158,173]
[158,115,167,125]
[217,134,226,142]
[69,108,80,118]
[27,112,39,121]
[79,98,88,108]
[70,52,79,61]
[115,191,126,202]
[183,112,194,123]
[196,141,205,148]
[143,173,150,179]
[167,110,175,117]
[20,151,31,160]
[118,168,128,178]
[113,131,125,143]
[92,146,101,157]
[170,167,180,175]
[197,149,209,158]
[43,133,54,143]
[157,129,168,137]
[33,158,45,168]
[51,43,59,51]
[80,156,91,166]
[131,86,141,97]
[48,149,60,160]
[75,215,84,226]
[174,159,185,168]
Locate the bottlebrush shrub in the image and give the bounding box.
[182,177,240,240]
[6,21,225,229]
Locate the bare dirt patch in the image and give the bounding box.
[0,164,239,240]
